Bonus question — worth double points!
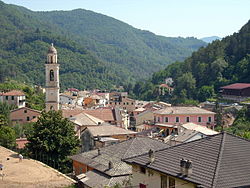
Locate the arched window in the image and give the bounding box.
[50,70,54,81]
[50,106,54,110]
[50,56,53,63]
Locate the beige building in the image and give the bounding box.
[108,92,136,113]
[135,109,154,126]
[0,90,26,108]
[45,43,60,112]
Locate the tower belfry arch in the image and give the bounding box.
[45,43,60,112]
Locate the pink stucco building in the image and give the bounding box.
[153,106,215,129]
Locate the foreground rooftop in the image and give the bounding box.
[0,146,75,188]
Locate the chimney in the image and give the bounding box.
[98,148,101,155]
[148,149,155,164]
[180,159,192,176]
[180,158,186,175]
[185,160,192,177]
[108,161,114,169]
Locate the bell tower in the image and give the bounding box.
[45,43,59,112]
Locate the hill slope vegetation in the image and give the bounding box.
[0,1,205,89]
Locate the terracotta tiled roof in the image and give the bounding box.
[221,83,250,90]
[2,90,25,96]
[154,106,215,115]
[71,113,104,126]
[124,132,250,188]
[181,123,218,135]
[83,108,115,122]
[62,109,84,118]
[10,107,41,114]
[16,138,29,149]
[85,125,136,137]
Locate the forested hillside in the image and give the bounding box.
[0,1,205,90]
[132,20,250,103]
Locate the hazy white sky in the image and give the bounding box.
[2,0,250,38]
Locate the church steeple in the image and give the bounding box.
[45,43,60,112]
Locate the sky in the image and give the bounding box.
[2,0,250,38]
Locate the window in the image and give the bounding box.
[33,116,36,119]
[169,177,175,188]
[176,117,179,123]
[139,184,146,188]
[165,117,168,123]
[110,102,112,105]
[115,102,117,105]
[11,96,14,100]
[127,102,129,105]
[24,110,27,113]
[161,176,168,188]
[26,117,30,121]
[140,167,146,174]
[208,117,212,122]
[198,117,202,122]
[119,102,121,105]
[186,117,190,122]
[158,117,160,123]
[123,102,126,105]
[131,102,134,105]
[50,70,54,81]
[5,96,8,100]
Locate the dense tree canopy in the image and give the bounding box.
[26,110,79,173]
[131,19,250,103]
[0,1,205,90]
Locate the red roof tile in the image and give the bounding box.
[221,83,250,90]
[2,90,25,96]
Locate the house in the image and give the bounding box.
[83,108,117,125]
[80,125,137,152]
[124,132,250,188]
[108,92,136,113]
[10,107,41,125]
[163,123,218,146]
[114,107,130,129]
[158,83,174,95]
[69,112,105,138]
[135,109,155,126]
[0,90,26,108]
[0,146,75,187]
[179,122,218,135]
[70,137,168,188]
[153,106,215,135]
[83,95,101,107]
[60,93,76,105]
[220,83,250,102]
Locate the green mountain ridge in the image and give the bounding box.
[133,19,250,102]
[0,1,206,89]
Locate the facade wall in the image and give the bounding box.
[109,97,136,113]
[154,114,215,127]
[2,95,26,108]
[60,95,75,105]
[135,111,154,125]
[73,160,94,175]
[131,165,196,188]
[10,108,40,124]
